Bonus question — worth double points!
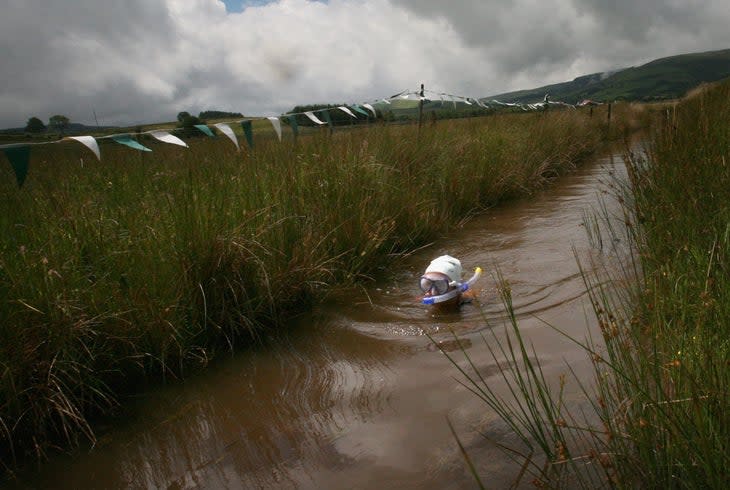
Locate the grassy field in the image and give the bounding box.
[448,80,730,488]
[0,106,636,469]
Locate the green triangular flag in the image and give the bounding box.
[240,120,253,149]
[287,115,299,138]
[3,145,30,187]
[194,124,215,137]
[351,104,370,117]
[111,135,152,152]
[320,109,333,127]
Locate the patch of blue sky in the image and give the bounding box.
[222,0,327,13]
[221,0,271,13]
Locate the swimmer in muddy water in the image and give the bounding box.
[419,255,482,309]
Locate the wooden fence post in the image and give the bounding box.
[418,83,425,131]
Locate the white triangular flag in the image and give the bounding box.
[67,136,100,160]
[304,111,326,125]
[267,117,282,141]
[362,103,377,117]
[214,123,240,151]
[337,106,357,118]
[150,130,188,148]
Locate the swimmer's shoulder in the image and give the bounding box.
[460,290,476,304]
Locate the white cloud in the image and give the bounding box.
[0,0,728,128]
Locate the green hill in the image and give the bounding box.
[488,48,730,104]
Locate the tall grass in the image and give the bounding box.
[443,83,730,488]
[605,79,730,488]
[0,108,615,467]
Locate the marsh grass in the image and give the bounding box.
[442,82,730,488]
[0,108,618,467]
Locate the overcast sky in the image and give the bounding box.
[1,0,727,128]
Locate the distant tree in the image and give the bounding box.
[176,111,203,129]
[25,116,46,133]
[49,114,70,135]
[198,110,243,120]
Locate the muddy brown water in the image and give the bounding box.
[14,150,632,489]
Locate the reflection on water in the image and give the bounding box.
[23,321,405,489]
[16,150,631,489]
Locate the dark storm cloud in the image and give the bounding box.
[575,0,705,42]
[0,0,181,126]
[385,0,597,89]
[1,0,728,128]
[390,0,730,88]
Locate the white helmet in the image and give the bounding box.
[424,255,462,284]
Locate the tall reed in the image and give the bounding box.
[605,79,730,488]
[443,83,730,488]
[0,108,610,467]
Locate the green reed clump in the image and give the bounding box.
[448,273,613,488]
[443,84,729,488]
[0,109,609,467]
[601,79,730,488]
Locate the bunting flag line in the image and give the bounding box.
[194,124,215,137]
[337,106,357,118]
[266,117,282,141]
[214,123,239,151]
[304,111,326,125]
[241,120,254,148]
[2,145,30,187]
[362,103,377,118]
[150,130,188,148]
[67,135,101,160]
[112,135,152,152]
[320,109,333,129]
[287,115,299,138]
[1,85,584,187]
[351,105,371,117]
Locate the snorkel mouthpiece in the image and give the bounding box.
[422,288,460,305]
[421,267,482,305]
